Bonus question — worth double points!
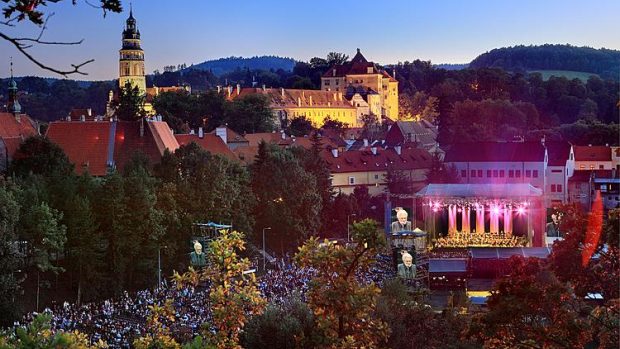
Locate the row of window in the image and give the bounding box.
[550,184,563,192]
[461,169,539,178]
[348,174,382,185]
[579,164,606,170]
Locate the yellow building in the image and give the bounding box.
[321,49,399,121]
[229,86,359,128]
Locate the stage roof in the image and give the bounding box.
[469,247,552,259]
[416,183,543,198]
[429,258,468,273]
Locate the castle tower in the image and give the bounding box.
[118,6,146,96]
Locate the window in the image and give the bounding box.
[509,170,514,178]
[526,170,532,178]
[487,170,492,177]
[493,170,499,178]
[580,165,585,169]
[348,176,355,185]
[374,174,379,180]
[324,80,330,86]
[516,170,521,178]
[551,169,562,173]
[599,165,605,169]
[590,165,595,170]
[557,184,562,192]
[471,170,476,177]
[499,170,505,178]
[335,80,339,85]
[461,170,467,178]
[533,170,539,178]
[570,153,574,160]
[551,184,556,192]
[601,184,607,192]
[477,170,483,178]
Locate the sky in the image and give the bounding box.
[1,0,619,80]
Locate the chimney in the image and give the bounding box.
[333,92,337,101]
[216,126,227,144]
[236,84,241,95]
[393,68,396,80]
[395,145,402,155]
[309,95,313,106]
[262,84,266,92]
[87,108,92,117]
[227,86,232,97]
[331,148,338,158]
[217,85,221,93]
[67,115,71,121]
[190,129,195,135]
[281,87,285,97]
[198,127,204,139]
[80,115,85,122]
[371,146,377,155]
[332,68,336,77]
[297,97,302,107]
[363,138,369,147]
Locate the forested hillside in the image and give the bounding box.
[469,44,620,80]
[188,56,296,76]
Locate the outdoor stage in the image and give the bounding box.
[416,183,546,248]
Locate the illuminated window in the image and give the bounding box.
[580,165,585,169]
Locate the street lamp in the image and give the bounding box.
[347,213,357,241]
[262,227,272,271]
[158,245,167,289]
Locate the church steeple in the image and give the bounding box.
[7,58,22,116]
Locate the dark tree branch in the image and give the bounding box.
[0,31,94,76]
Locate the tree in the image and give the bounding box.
[295,219,389,348]
[174,230,266,349]
[0,313,108,348]
[469,256,592,348]
[242,295,320,349]
[399,91,439,124]
[326,52,349,66]
[115,80,145,121]
[425,151,459,184]
[226,94,275,133]
[251,142,321,252]
[9,136,74,177]
[1,0,122,76]
[288,115,315,136]
[321,116,347,136]
[0,184,22,326]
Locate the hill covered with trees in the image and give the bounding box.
[469,44,620,80]
[187,55,296,76]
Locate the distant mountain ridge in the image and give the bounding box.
[469,44,620,80]
[187,56,297,76]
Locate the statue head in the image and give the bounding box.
[402,252,413,267]
[193,240,203,255]
[397,209,408,225]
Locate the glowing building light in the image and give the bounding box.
[517,207,526,214]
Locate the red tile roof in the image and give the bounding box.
[322,147,432,173]
[46,121,111,176]
[0,112,37,139]
[444,142,546,162]
[573,145,611,161]
[244,132,316,149]
[545,141,572,166]
[175,134,235,160]
[47,120,177,176]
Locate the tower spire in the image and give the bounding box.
[7,57,22,117]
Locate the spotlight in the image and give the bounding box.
[432,207,439,213]
[492,207,500,215]
[517,207,526,214]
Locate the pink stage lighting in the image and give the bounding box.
[517,207,526,214]
[492,207,500,215]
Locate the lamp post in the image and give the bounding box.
[158,245,167,289]
[262,227,271,271]
[347,213,357,241]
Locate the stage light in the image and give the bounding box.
[432,207,439,212]
[457,208,462,212]
[492,207,500,215]
[517,207,526,214]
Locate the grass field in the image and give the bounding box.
[528,70,599,81]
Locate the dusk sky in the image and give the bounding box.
[1,0,619,80]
